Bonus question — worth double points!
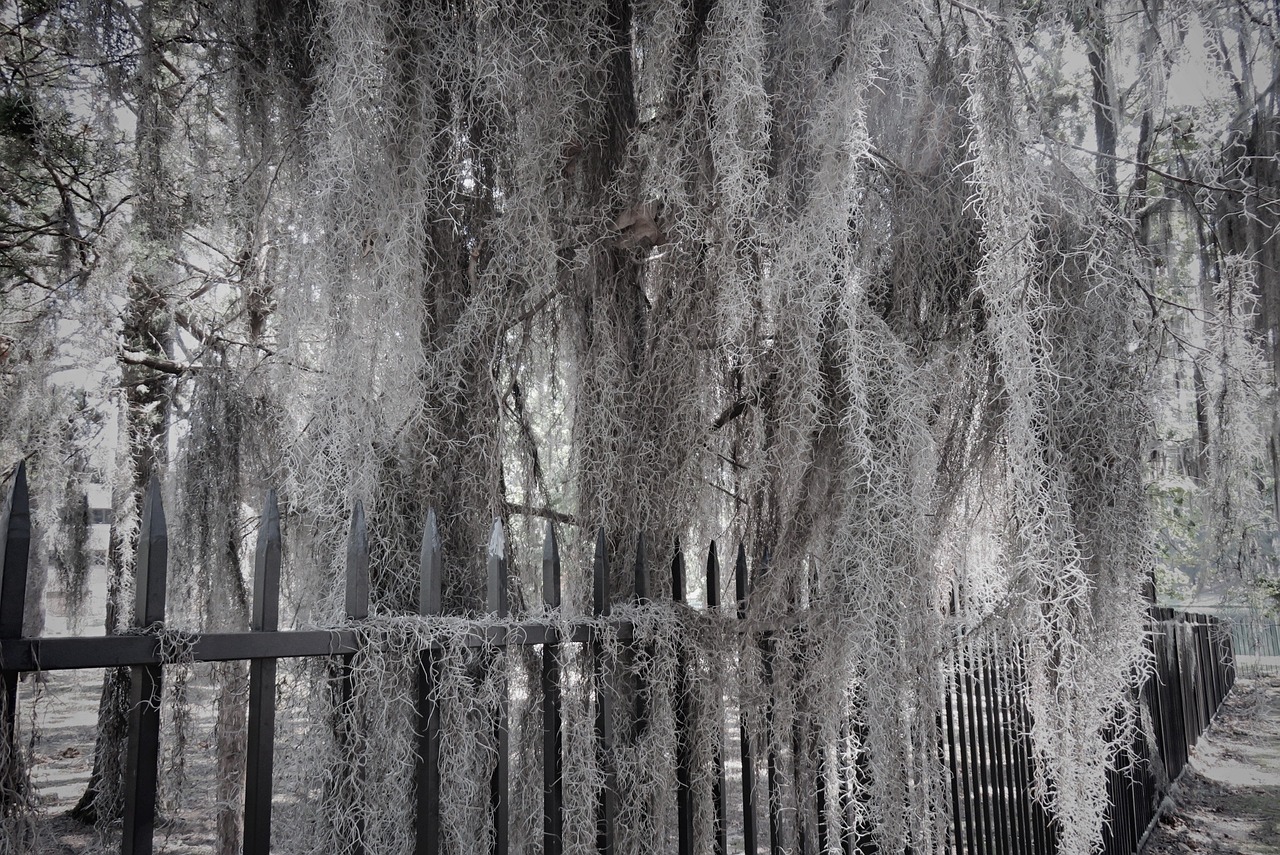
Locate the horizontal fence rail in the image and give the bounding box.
[0,463,1239,855]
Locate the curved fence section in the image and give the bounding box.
[0,465,1239,855]
[942,607,1236,855]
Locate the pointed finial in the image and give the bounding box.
[419,508,443,616]
[345,500,369,620]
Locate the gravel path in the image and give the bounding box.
[1141,673,1280,855]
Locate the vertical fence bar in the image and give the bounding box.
[672,547,695,855]
[836,720,852,855]
[990,644,1019,855]
[998,651,1030,855]
[962,641,992,853]
[415,509,443,855]
[593,529,617,855]
[998,654,1022,855]
[1004,654,1027,855]
[542,522,564,855]
[1163,616,1181,777]
[1199,617,1211,730]
[122,478,168,855]
[244,491,282,855]
[1171,617,1189,774]
[0,462,30,808]
[1018,657,1040,855]
[1136,727,1146,855]
[951,609,979,855]
[815,723,830,855]
[980,645,1010,855]
[1158,617,1179,780]
[336,501,369,855]
[632,534,650,740]
[488,520,510,855]
[942,595,963,854]
[736,544,759,855]
[706,543,729,855]
[946,647,971,855]
[759,554,782,855]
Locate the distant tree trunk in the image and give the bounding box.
[1076,0,1119,208]
[572,0,644,567]
[71,0,176,826]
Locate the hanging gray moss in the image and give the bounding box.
[256,3,1158,854]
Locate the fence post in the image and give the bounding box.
[1003,649,1033,855]
[736,543,759,855]
[415,509,443,855]
[630,535,650,741]
[671,546,694,855]
[946,591,975,855]
[336,500,369,855]
[944,620,970,855]
[122,478,168,855]
[244,491,282,855]
[981,645,1010,855]
[705,543,729,855]
[962,639,992,853]
[754,548,782,855]
[542,522,564,855]
[593,529,617,855]
[0,462,30,805]
[487,520,510,855]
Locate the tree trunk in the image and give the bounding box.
[72,0,176,826]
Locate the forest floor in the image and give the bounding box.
[1141,672,1280,855]
[19,666,222,854]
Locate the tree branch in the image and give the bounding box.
[119,350,186,375]
[504,501,577,526]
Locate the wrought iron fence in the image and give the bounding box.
[0,463,1237,855]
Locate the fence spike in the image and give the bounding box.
[345,500,369,621]
[252,490,282,633]
[542,521,560,609]
[705,542,720,611]
[135,477,168,626]
[735,542,749,619]
[634,532,648,603]
[488,518,507,618]
[1,461,31,639]
[671,542,686,605]
[593,528,609,617]
[420,509,442,617]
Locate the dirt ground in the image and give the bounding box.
[1141,673,1280,855]
[18,667,222,855]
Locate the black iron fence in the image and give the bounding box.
[0,463,1237,855]
[942,607,1235,855]
[1225,615,1280,676]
